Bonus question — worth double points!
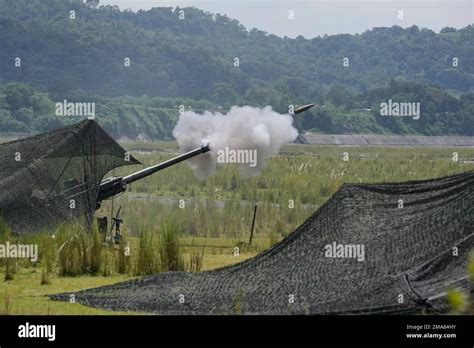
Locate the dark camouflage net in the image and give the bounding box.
[0,120,139,234]
[52,170,474,314]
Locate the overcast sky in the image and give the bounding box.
[100,0,473,38]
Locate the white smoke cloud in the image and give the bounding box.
[172,106,298,179]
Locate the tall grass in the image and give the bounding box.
[135,229,159,276]
[188,249,204,272]
[0,219,15,281]
[4,257,14,281]
[2,145,474,282]
[0,220,196,279]
[100,144,474,244]
[56,225,89,277]
[114,145,474,207]
[55,222,104,277]
[116,238,131,275]
[159,221,185,272]
[40,235,54,285]
[90,225,102,274]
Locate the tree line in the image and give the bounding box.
[0,0,472,137]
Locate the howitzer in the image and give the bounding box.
[94,143,210,209]
[1,105,315,233]
[95,104,314,208]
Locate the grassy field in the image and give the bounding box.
[0,269,134,315]
[0,248,257,315]
[100,143,474,239]
[1,143,474,314]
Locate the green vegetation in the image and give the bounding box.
[98,143,474,240]
[0,143,473,314]
[300,80,474,136]
[159,221,186,272]
[1,0,472,98]
[0,231,256,315]
[0,0,473,138]
[447,288,469,313]
[1,80,473,138]
[2,0,472,316]
[0,269,136,315]
[448,252,474,314]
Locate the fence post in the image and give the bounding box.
[249,204,258,245]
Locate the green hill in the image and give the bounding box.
[0,0,473,138]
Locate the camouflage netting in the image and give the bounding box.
[52,170,474,314]
[0,120,139,234]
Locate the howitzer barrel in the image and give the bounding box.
[122,143,210,185]
[95,144,210,205]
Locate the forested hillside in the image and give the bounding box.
[0,0,473,138]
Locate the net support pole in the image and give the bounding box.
[249,204,258,245]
